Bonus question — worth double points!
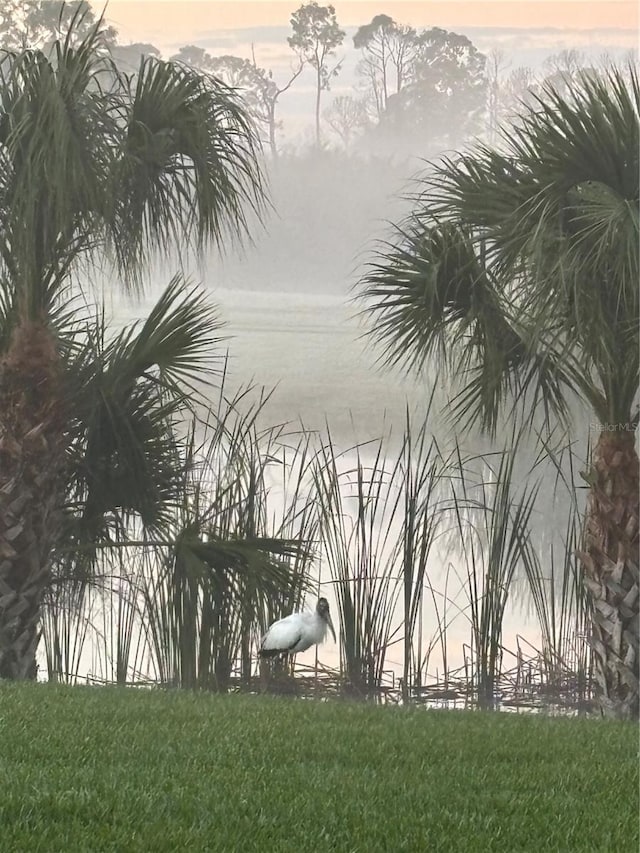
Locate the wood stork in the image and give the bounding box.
[260,598,337,658]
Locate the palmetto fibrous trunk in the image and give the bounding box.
[0,321,65,679]
[580,428,639,719]
[0,4,272,686]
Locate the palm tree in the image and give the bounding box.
[0,12,266,679]
[359,67,639,719]
[42,278,226,682]
[36,282,314,688]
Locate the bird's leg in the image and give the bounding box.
[269,653,296,693]
[259,657,270,693]
[281,653,297,694]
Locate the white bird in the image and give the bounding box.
[259,597,337,658]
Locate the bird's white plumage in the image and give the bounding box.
[260,599,336,656]
[261,611,327,654]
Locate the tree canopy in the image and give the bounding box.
[288,1,345,144]
[0,1,117,50]
[360,67,638,434]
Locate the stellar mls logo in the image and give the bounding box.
[591,421,638,432]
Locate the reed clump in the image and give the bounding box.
[42,382,594,713]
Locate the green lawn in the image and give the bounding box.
[0,684,636,852]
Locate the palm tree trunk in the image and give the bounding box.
[579,428,639,719]
[0,321,64,679]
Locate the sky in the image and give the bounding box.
[101,1,638,56]
[103,1,638,39]
[96,0,638,142]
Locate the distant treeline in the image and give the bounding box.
[2,1,634,162]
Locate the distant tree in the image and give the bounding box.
[382,27,486,147]
[0,1,118,50]
[210,54,304,159]
[543,48,586,78]
[353,14,418,119]
[170,45,210,68]
[111,42,161,74]
[541,49,588,96]
[485,49,510,144]
[323,95,369,148]
[288,1,345,145]
[259,63,305,158]
[171,46,303,158]
[500,66,538,119]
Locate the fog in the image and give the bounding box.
[94,6,636,546]
[16,3,634,689]
[104,12,622,519]
[206,151,414,295]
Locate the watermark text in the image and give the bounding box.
[591,421,638,432]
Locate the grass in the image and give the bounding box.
[0,685,637,852]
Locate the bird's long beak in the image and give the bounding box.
[327,615,337,644]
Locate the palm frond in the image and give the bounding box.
[63,280,225,546]
[110,57,268,284]
[107,274,226,394]
[359,65,639,431]
[0,27,116,316]
[360,219,576,434]
[0,16,268,309]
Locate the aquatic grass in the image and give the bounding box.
[521,441,593,707]
[0,684,637,852]
[397,409,450,700]
[448,433,542,708]
[417,561,464,693]
[135,387,317,691]
[41,575,91,683]
[257,425,322,683]
[97,548,149,686]
[314,429,405,697]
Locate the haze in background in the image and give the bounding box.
[93,2,636,439]
[36,0,622,681]
[104,2,638,140]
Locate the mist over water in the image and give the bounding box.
[105,147,432,445]
[89,23,629,689]
[98,133,588,680]
[108,278,549,679]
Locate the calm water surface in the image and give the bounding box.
[115,286,426,442]
[102,286,540,678]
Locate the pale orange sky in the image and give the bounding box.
[98,1,638,138]
[102,1,638,50]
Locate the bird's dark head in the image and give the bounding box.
[317,597,330,617]
[317,597,336,643]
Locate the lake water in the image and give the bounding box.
[114,285,428,444]
[79,285,542,684]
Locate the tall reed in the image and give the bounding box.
[135,386,317,690]
[41,573,91,683]
[314,429,403,697]
[520,439,593,708]
[397,410,450,701]
[40,374,596,711]
[448,435,541,708]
